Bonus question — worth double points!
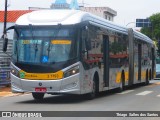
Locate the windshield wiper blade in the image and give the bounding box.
[29,24,39,60]
[47,40,51,58]
[47,25,61,61]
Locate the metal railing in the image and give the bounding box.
[0,38,12,86]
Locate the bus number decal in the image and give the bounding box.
[47,74,59,79]
[22,40,30,44]
[51,40,71,44]
[19,70,63,80]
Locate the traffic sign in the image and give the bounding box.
[136,19,152,27]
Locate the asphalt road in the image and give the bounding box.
[1,80,160,120]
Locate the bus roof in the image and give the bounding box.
[133,29,153,44]
[16,9,127,33]
[16,9,153,44]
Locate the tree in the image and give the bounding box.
[141,13,160,56]
[141,13,160,40]
[150,13,160,40]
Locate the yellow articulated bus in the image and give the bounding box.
[2,10,156,100]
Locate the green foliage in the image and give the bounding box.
[150,13,160,40]
[140,13,160,40]
[110,41,125,54]
[140,13,160,57]
[140,27,152,38]
[157,44,160,57]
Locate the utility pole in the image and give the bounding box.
[3,0,8,37]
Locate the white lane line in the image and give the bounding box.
[117,90,134,94]
[157,95,160,97]
[136,91,153,96]
[20,93,31,97]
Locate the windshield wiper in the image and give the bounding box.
[47,38,51,58]
[29,24,38,60]
[47,25,61,60]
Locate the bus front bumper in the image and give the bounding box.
[11,73,81,95]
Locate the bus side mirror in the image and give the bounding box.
[86,39,91,51]
[81,25,91,51]
[2,36,8,52]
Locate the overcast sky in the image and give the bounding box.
[0,0,160,27]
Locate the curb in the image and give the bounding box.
[0,86,24,98]
[1,93,24,98]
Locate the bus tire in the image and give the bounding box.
[32,93,44,100]
[149,69,152,80]
[145,70,149,85]
[86,76,97,100]
[118,71,125,92]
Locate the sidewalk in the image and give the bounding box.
[0,86,23,97]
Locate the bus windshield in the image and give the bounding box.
[12,26,78,64]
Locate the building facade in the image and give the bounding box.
[80,7,117,21]
[50,0,69,9]
[0,10,33,38]
[0,10,32,85]
[50,0,117,21]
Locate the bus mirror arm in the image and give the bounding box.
[82,50,89,59]
[84,38,91,51]
[86,41,91,51]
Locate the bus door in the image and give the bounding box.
[103,35,109,87]
[138,44,142,81]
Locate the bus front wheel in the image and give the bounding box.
[32,93,44,100]
[86,77,97,100]
[145,70,149,85]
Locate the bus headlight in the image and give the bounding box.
[64,65,79,78]
[11,66,19,77]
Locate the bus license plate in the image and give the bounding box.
[35,87,47,92]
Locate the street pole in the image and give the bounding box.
[3,0,8,37]
[126,22,135,28]
[2,0,8,52]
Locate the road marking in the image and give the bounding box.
[117,90,134,94]
[136,91,153,96]
[20,93,31,97]
[157,94,160,97]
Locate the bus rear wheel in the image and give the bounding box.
[32,93,44,100]
[145,70,149,85]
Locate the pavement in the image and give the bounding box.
[0,85,23,97]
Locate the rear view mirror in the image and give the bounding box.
[2,36,8,52]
